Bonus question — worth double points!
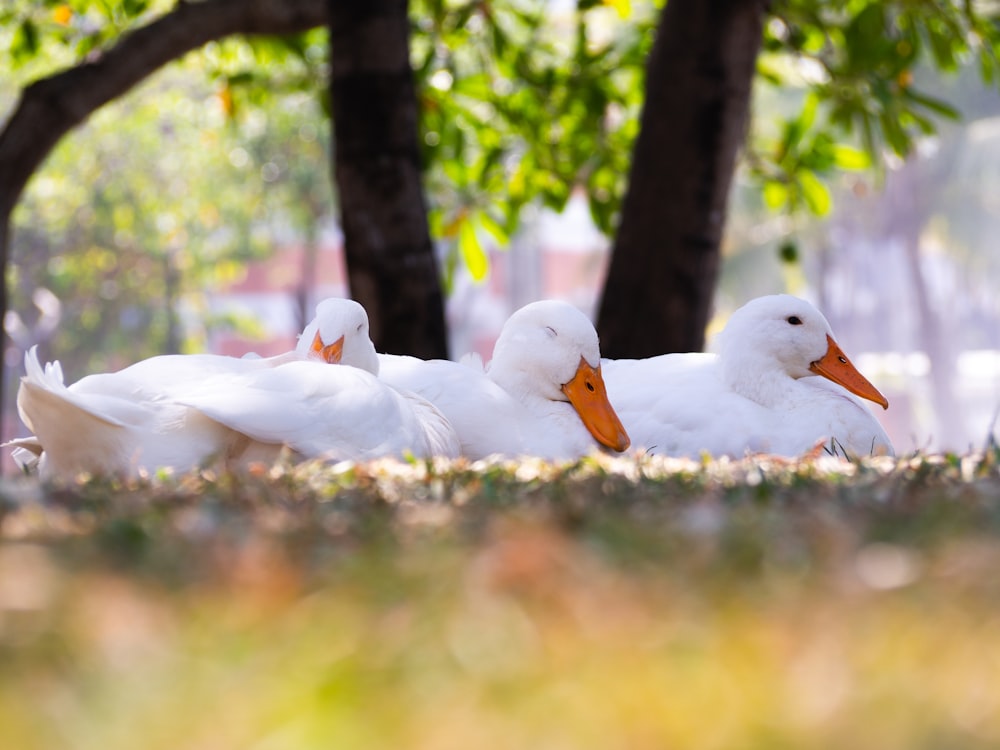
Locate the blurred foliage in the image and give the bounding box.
[4,0,1000,363]
[2,0,166,73]
[2,450,1000,747]
[416,0,1000,281]
[7,68,332,379]
[412,0,653,289]
[751,0,1000,217]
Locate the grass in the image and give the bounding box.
[2,449,1000,749]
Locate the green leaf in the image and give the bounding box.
[903,89,960,120]
[606,0,632,19]
[762,180,788,210]
[588,192,615,236]
[879,111,911,156]
[509,153,532,203]
[475,147,504,190]
[477,212,508,247]
[491,20,508,58]
[755,58,784,86]
[979,48,997,86]
[798,170,831,216]
[427,207,444,238]
[926,27,957,71]
[227,72,256,87]
[843,4,888,71]
[831,144,871,171]
[778,116,805,164]
[799,92,818,132]
[11,18,39,64]
[122,0,150,19]
[458,218,488,282]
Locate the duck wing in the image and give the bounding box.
[174,360,457,461]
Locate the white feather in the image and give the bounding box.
[603,295,894,458]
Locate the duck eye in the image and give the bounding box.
[787,316,803,325]
[356,323,364,333]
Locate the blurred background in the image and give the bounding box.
[3,3,1000,460]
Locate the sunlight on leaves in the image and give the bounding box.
[831,143,871,170]
[798,169,831,215]
[458,217,488,282]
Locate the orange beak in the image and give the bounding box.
[310,331,345,364]
[809,334,889,410]
[561,357,631,452]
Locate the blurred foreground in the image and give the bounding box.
[2,451,1000,749]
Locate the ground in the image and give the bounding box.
[1,449,1000,749]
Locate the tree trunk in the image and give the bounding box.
[328,0,448,359]
[597,0,769,358]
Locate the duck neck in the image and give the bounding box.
[721,351,800,409]
[490,364,595,456]
[355,346,381,376]
[488,363,538,409]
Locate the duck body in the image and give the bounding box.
[603,356,893,458]
[378,354,575,459]
[12,351,251,478]
[8,298,458,479]
[603,295,893,458]
[173,360,459,462]
[378,300,630,460]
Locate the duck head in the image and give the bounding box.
[298,298,380,374]
[488,300,631,452]
[717,294,888,409]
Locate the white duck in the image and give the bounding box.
[602,294,894,458]
[378,300,631,460]
[9,298,458,479]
